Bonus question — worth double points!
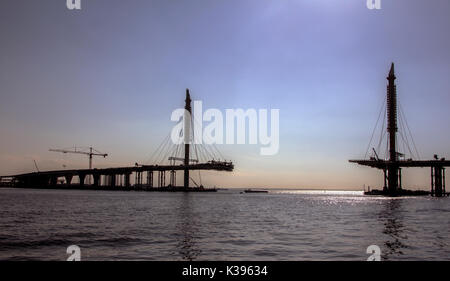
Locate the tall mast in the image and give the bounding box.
[184,89,192,189]
[387,63,397,162]
[386,63,399,193]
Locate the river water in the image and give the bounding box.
[0,188,448,260]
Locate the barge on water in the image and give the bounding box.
[243,189,268,193]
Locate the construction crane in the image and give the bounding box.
[49,147,108,170]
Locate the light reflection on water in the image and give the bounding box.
[0,188,448,260]
[175,194,201,261]
[270,190,364,196]
[378,199,406,259]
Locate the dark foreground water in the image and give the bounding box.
[0,188,448,260]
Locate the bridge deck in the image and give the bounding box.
[349,159,450,169]
[0,162,233,180]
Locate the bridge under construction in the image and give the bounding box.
[350,63,449,197]
[0,90,234,192]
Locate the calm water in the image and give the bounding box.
[0,188,448,260]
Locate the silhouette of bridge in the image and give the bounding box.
[0,90,233,191]
[350,63,449,197]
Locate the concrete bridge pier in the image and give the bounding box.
[109,174,116,187]
[170,170,176,186]
[79,174,86,187]
[93,173,100,187]
[50,176,57,186]
[431,166,445,197]
[387,166,400,195]
[135,171,143,188]
[124,173,131,188]
[65,175,73,185]
[158,171,165,187]
[147,171,153,187]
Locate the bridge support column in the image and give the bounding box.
[124,173,130,188]
[93,174,100,187]
[184,169,189,189]
[135,172,140,187]
[65,175,73,185]
[443,168,446,195]
[50,176,57,186]
[110,174,116,187]
[147,171,153,188]
[432,166,444,197]
[158,171,165,188]
[79,174,86,187]
[170,170,176,186]
[387,165,399,195]
[431,167,434,195]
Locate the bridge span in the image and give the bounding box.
[349,63,449,197]
[0,161,233,191]
[0,89,234,192]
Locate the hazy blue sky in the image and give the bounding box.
[1,0,449,189]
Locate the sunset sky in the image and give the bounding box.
[1,0,449,189]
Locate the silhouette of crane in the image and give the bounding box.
[49,147,108,170]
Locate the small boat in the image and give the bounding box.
[244,189,268,193]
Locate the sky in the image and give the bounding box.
[0,0,449,190]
